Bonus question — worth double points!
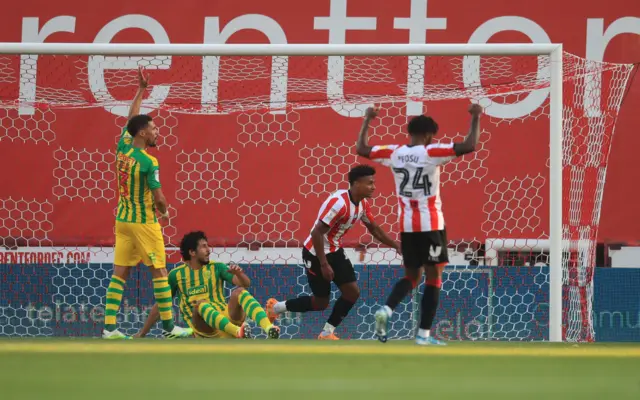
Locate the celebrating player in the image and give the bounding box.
[102,66,191,340]
[356,104,482,345]
[136,231,280,339]
[267,165,400,340]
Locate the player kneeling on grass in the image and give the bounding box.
[136,231,280,339]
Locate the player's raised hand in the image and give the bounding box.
[138,65,149,89]
[365,106,379,120]
[468,103,483,116]
[227,264,244,275]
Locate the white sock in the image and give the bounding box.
[383,305,393,317]
[418,329,430,338]
[273,301,287,314]
[322,323,335,334]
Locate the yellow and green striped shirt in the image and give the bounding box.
[115,128,161,224]
[167,262,235,325]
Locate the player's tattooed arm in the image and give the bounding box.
[356,107,379,158]
[454,104,483,156]
[362,220,401,254]
[127,66,149,120]
[311,221,334,281]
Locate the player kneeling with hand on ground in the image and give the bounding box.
[136,231,280,339]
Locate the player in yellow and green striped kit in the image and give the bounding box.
[136,231,280,339]
[101,66,191,340]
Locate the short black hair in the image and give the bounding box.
[180,231,207,261]
[407,115,438,136]
[348,164,376,185]
[126,114,152,137]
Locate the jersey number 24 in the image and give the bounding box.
[393,167,432,197]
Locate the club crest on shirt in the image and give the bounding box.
[203,269,211,280]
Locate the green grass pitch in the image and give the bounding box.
[1,339,638,400]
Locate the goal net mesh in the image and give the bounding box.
[0,51,635,342]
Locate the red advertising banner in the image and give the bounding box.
[0,0,638,251]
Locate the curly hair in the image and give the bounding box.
[179,231,207,261]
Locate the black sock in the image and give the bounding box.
[285,296,314,313]
[385,278,414,310]
[419,283,442,330]
[327,296,356,328]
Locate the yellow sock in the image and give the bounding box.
[198,303,240,337]
[152,277,174,331]
[238,290,273,332]
[104,275,126,331]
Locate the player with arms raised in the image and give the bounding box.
[101,66,191,339]
[136,231,280,339]
[356,104,482,345]
[267,165,400,340]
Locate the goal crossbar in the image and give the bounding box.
[0,42,562,56]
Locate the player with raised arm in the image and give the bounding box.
[266,165,401,340]
[136,231,280,339]
[356,104,482,345]
[102,66,191,340]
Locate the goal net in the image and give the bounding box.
[0,44,635,342]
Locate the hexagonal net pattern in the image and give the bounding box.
[175,149,239,203]
[299,143,358,197]
[237,109,301,146]
[0,51,635,342]
[1,53,617,113]
[237,200,301,250]
[53,147,116,201]
[0,107,57,144]
[0,198,53,248]
[482,174,545,237]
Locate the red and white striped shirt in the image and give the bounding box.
[303,189,375,254]
[369,143,457,233]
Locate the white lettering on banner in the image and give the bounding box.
[19,16,76,116]
[394,0,447,116]
[585,17,640,117]
[0,250,92,264]
[18,11,633,122]
[433,312,486,341]
[89,14,172,117]
[465,17,551,119]
[314,0,377,117]
[20,301,148,324]
[202,14,288,115]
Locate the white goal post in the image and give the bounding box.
[0,42,565,341]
